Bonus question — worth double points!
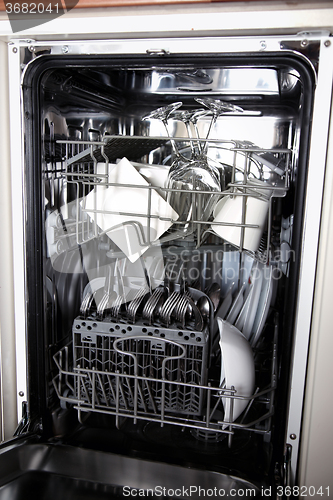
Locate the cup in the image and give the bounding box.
[211,182,271,252]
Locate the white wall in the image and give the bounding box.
[0,2,333,40]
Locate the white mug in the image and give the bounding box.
[211,184,271,252]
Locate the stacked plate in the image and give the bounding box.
[216,260,275,348]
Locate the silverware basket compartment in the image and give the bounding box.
[72,319,209,416]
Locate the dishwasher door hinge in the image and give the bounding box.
[13,401,42,437]
[13,401,31,436]
[283,444,292,488]
[273,445,292,499]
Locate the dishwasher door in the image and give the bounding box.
[0,435,263,499]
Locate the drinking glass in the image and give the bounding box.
[194,97,243,154]
[165,107,222,239]
[142,102,184,160]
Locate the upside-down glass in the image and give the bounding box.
[165,101,245,239]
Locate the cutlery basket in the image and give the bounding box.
[70,317,209,417]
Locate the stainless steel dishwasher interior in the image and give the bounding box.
[17,52,314,494]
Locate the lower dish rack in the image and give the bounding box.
[52,316,277,444]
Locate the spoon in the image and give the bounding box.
[206,282,221,312]
[196,295,210,323]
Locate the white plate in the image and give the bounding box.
[213,283,234,346]
[235,282,253,332]
[220,252,253,297]
[82,277,106,298]
[250,265,274,347]
[218,319,255,425]
[226,283,246,325]
[83,158,178,263]
[215,282,234,321]
[241,262,263,340]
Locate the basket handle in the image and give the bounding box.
[113,335,186,378]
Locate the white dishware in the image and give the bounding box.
[241,262,263,340]
[82,276,106,299]
[250,264,274,348]
[213,283,234,346]
[225,283,245,325]
[215,282,234,321]
[83,158,178,263]
[130,162,170,200]
[218,318,255,425]
[211,182,271,252]
[244,178,273,199]
[220,251,253,297]
[235,282,253,331]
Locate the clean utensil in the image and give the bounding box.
[142,287,164,324]
[97,263,116,318]
[127,286,148,323]
[142,102,184,159]
[108,261,127,319]
[159,290,180,326]
[196,295,210,323]
[173,292,187,325]
[206,282,221,312]
[184,295,204,332]
[80,289,97,318]
[194,98,243,151]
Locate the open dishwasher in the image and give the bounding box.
[1,34,333,498]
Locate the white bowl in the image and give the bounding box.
[217,318,255,424]
[211,188,269,252]
[82,158,178,262]
[131,162,170,200]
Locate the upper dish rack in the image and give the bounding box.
[50,135,291,261]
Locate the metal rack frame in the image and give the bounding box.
[52,318,278,446]
[49,135,282,445]
[51,136,291,262]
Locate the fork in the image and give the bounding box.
[80,289,97,318]
[142,287,164,325]
[97,262,117,318]
[159,291,181,326]
[127,287,148,323]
